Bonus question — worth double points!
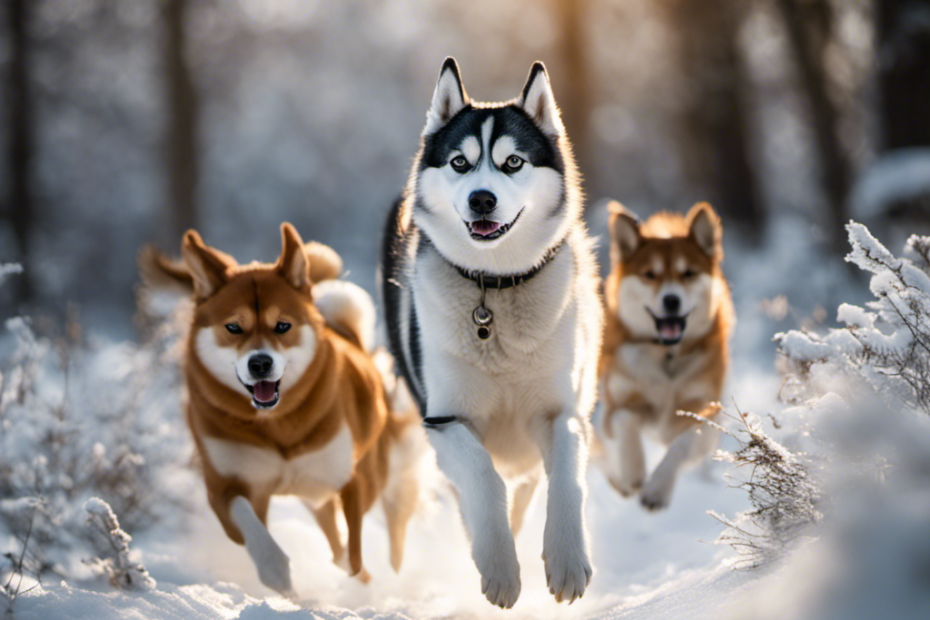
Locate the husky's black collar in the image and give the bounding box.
[452,240,565,290]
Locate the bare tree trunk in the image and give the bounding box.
[777,0,851,252]
[555,0,591,198]
[163,0,198,247]
[663,0,764,237]
[6,0,33,303]
[878,0,930,150]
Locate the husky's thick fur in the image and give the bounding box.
[141,225,420,594]
[596,202,734,511]
[380,58,603,608]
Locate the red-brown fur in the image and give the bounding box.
[140,224,416,583]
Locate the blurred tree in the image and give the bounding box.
[777,0,851,252]
[163,0,199,245]
[5,0,33,303]
[555,0,591,193]
[661,0,765,238]
[878,0,930,150]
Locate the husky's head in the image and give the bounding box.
[608,202,724,346]
[162,224,324,414]
[412,57,578,275]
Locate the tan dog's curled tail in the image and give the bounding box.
[305,241,343,284]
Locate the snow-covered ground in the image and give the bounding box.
[6,218,930,619]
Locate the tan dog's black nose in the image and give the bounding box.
[248,353,274,378]
[663,294,681,314]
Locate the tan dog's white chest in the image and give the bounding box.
[202,424,354,506]
[606,344,713,423]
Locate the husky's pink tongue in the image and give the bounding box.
[471,219,502,236]
[252,380,277,403]
[659,322,683,341]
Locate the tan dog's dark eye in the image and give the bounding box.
[225,323,243,334]
[683,269,696,279]
[643,271,657,280]
[274,322,292,334]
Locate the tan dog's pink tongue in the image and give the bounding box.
[252,381,277,402]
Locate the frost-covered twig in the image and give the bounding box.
[82,498,155,591]
[707,404,822,569]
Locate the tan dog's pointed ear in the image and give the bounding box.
[686,202,722,258]
[607,201,641,264]
[276,223,311,291]
[181,230,235,300]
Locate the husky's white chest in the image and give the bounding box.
[202,425,354,506]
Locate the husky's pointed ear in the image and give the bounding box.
[181,230,235,300]
[607,201,641,263]
[687,202,722,258]
[276,223,311,291]
[423,57,469,136]
[519,61,563,136]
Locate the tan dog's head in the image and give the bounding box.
[608,202,723,345]
[145,224,325,413]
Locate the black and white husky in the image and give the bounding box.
[380,58,603,608]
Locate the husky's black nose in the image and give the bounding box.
[468,190,497,215]
[248,353,274,378]
[663,294,681,314]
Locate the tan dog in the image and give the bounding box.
[596,202,734,511]
[141,224,420,593]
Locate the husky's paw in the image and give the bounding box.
[640,471,675,512]
[250,541,293,594]
[475,533,521,608]
[543,526,592,604]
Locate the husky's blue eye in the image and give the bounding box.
[502,155,524,173]
[450,155,470,173]
[225,323,243,334]
[274,322,292,334]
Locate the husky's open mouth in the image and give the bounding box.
[653,315,687,345]
[245,380,280,409]
[466,208,524,241]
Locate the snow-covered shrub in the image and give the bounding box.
[717,222,930,617]
[777,223,930,414]
[83,498,155,591]
[0,270,193,585]
[706,408,822,568]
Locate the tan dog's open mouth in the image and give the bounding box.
[246,380,280,409]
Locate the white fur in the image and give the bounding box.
[278,325,316,393]
[313,279,376,352]
[416,116,568,275]
[229,495,293,594]
[413,229,601,606]
[195,328,241,392]
[203,425,354,506]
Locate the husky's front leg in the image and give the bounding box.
[426,421,521,609]
[534,412,593,603]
